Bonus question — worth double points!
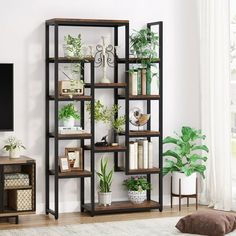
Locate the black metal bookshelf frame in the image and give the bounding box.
[45,18,163,218]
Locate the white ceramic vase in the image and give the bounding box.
[9,149,20,159]
[98,192,112,206]
[172,172,197,195]
[63,117,75,128]
[128,190,146,204]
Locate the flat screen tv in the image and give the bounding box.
[0,64,13,131]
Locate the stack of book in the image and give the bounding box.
[58,126,84,134]
[129,139,153,170]
[129,68,159,95]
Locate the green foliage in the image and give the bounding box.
[64,34,82,57]
[58,103,80,121]
[130,27,159,66]
[96,158,113,193]
[163,126,209,178]
[123,176,151,191]
[3,136,26,151]
[86,100,125,132]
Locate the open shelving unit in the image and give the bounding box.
[45,18,163,218]
[0,156,36,223]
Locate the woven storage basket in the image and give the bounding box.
[8,189,32,211]
[4,173,29,187]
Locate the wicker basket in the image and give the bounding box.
[4,173,29,187]
[8,189,32,211]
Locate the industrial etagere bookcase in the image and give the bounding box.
[45,18,163,218]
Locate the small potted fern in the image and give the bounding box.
[163,126,209,195]
[58,103,80,128]
[96,158,113,206]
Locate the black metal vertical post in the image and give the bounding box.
[125,24,130,174]
[114,26,119,171]
[146,24,152,202]
[54,24,59,219]
[158,22,163,212]
[45,23,50,215]
[90,61,95,216]
[80,62,85,212]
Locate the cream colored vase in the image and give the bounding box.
[98,192,112,206]
[172,172,197,195]
[9,149,20,159]
[63,117,75,128]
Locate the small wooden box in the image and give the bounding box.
[59,80,84,96]
[8,189,32,211]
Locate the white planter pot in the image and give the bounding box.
[98,192,112,206]
[63,118,75,128]
[128,190,146,204]
[172,172,197,195]
[63,44,75,57]
[9,149,20,159]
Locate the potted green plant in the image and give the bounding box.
[163,126,209,195]
[3,136,26,159]
[58,103,80,128]
[64,34,83,58]
[123,176,151,204]
[86,100,125,140]
[96,158,113,206]
[130,28,159,95]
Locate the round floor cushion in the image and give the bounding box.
[176,210,236,236]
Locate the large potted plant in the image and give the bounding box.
[163,126,209,195]
[59,103,80,128]
[123,176,151,204]
[3,136,26,159]
[96,158,113,206]
[130,28,159,95]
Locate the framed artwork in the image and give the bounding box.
[65,147,83,171]
[59,156,70,172]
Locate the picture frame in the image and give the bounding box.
[65,147,83,171]
[59,156,71,172]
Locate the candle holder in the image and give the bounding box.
[94,36,115,83]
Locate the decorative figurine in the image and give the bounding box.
[95,135,109,147]
[94,36,115,83]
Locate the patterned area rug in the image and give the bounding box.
[1,217,236,236]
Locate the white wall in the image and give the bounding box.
[0,0,200,213]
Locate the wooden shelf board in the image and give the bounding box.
[48,57,94,63]
[49,169,92,178]
[4,185,32,190]
[0,210,35,217]
[85,83,127,88]
[117,58,160,63]
[84,145,127,153]
[82,200,160,214]
[118,130,160,137]
[49,132,92,140]
[49,95,92,101]
[0,156,35,165]
[118,95,160,100]
[46,18,129,27]
[127,167,161,175]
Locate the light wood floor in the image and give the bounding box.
[0,205,211,230]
